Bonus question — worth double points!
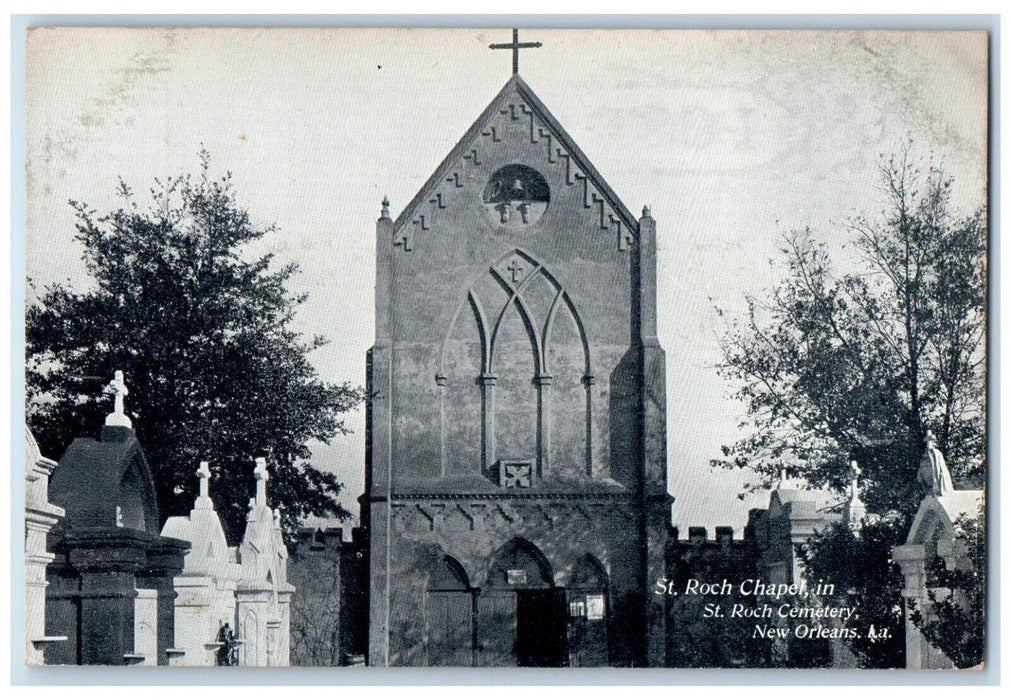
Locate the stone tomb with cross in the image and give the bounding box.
[42,372,295,666]
[159,462,243,666]
[365,34,669,667]
[45,373,188,665]
[161,457,295,667]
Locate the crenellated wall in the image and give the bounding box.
[288,527,368,666]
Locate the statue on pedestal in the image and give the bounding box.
[917,430,955,497]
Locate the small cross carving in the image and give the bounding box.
[507,259,524,283]
[500,461,533,488]
[489,29,542,75]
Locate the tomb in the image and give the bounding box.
[45,372,188,665]
[24,427,65,664]
[160,462,242,666]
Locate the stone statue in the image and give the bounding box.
[216,622,239,666]
[845,460,867,531]
[917,430,955,497]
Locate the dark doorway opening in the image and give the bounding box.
[516,588,568,667]
[481,538,569,667]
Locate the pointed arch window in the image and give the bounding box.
[439,250,595,483]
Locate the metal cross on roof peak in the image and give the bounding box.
[489,29,542,76]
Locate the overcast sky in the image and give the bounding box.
[25,27,988,534]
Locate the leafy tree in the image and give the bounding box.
[716,143,986,515]
[27,151,367,542]
[716,143,987,668]
[910,502,986,668]
[802,518,908,668]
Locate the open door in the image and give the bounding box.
[517,588,568,667]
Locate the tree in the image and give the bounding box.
[715,143,986,515]
[289,551,344,666]
[27,151,367,542]
[802,519,908,668]
[715,144,987,668]
[910,503,986,668]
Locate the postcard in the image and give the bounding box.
[21,25,988,671]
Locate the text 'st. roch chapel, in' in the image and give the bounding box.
[363,39,670,667]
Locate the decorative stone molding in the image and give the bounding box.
[24,427,65,665]
[389,78,638,254]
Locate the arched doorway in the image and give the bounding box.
[425,555,475,666]
[568,555,609,666]
[479,538,568,667]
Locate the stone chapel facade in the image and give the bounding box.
[364,74,670,667]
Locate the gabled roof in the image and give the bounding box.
[50,429,160,534]
[936,490,985,522]
[905,491,984,545]
[393,74,638,233]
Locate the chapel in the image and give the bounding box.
[363,34,670,667]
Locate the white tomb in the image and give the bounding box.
[161,461,242,666]
[24,427,66,664]
[893,433,983,669]
[161,457,294,666]
[893,490,983,669]
[235,458,295,666]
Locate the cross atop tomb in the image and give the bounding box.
[845,460,867,531]
[489,29,542,75]
[254,457,269,505]
[255,457,269,481]
[104,369,133,428]
[197,459,215,507]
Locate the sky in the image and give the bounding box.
[24,27,988,535]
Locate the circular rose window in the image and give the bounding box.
[481,164,549,229]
